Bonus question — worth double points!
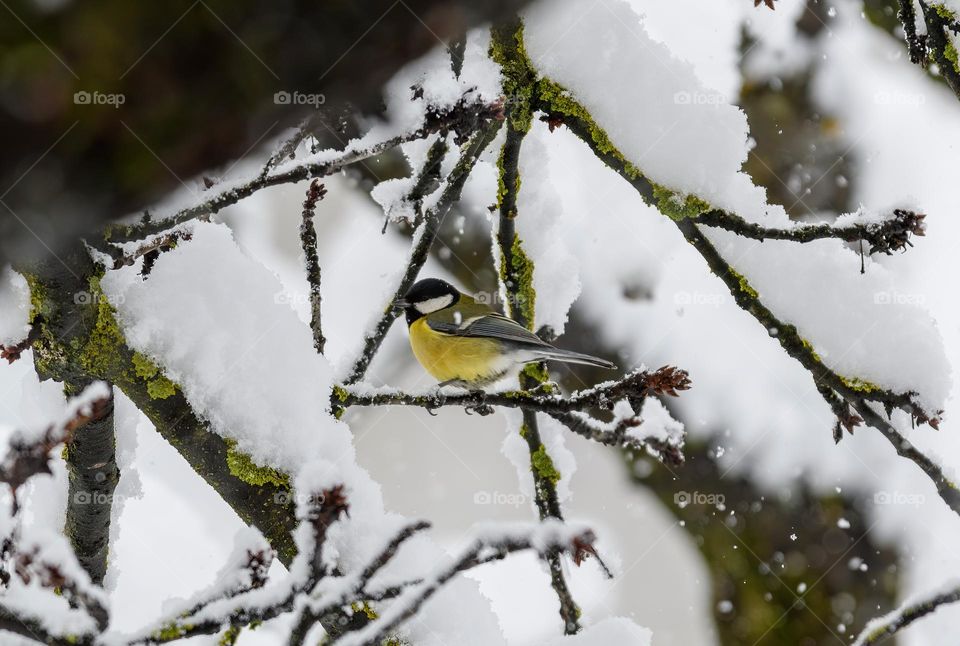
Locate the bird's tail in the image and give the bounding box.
[529,347,617,370]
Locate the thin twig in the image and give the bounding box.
[0,323,41,364]
[105,99,502,246]
[299,180,328,354]
[330,522,599,646]
[691,208,925,255]
[532,73,960,516]
[381,135,449,233]
[853,582,960,645]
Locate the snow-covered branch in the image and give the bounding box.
[853,581,960,645]
[0,382,112,506]
[898,1,960,100]
[330,521,601,646]
[691,208,926,256]
[339,366,690,464]
[529,66,960,517]
[0,323,41,364]
[103,95,504,247]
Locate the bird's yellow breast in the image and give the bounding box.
[409,318,502,383]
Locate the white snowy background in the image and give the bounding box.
[2,0,960,643]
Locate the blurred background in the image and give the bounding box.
[3,0,960,644]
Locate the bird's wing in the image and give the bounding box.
[427,311,550,348]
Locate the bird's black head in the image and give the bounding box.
[395,278,461,325]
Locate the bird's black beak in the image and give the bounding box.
[392,298,410,310]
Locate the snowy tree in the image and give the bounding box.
[2,0,960,644]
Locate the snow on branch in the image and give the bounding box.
[521,66,960,514]
[898,1,960,100]
[0,322,40,364]
[329,520,601,646]
[103,93,505,247]
[853,580,960,645]
[691,208,926,256]
[0,382,112,506]
[339,366,690,465]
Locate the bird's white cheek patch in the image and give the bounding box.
[414,295,454,314]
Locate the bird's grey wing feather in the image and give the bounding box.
[426,313,549,347]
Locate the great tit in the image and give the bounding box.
[395,278,617,388]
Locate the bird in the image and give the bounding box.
[394,278,617,388]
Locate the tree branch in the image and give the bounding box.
[105,98,504,246]
[0,322,41,364]
[62,379,118,585]
[299,180,328,355]
[532,72,960,515]
[382,135,449,233]
[894,1,960,100]
[22,252,299,564]
[490,20,585,634]
[329,522,600,646]
[691,208,925,255]
[853,582,960,645]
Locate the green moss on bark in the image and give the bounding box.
[727,268,760,299]
[651,184,711,221]
[490,21,536,132]
[536,79,643,180]
[839,376,881,393]
[225,439,290,489]
[531,444,561,485]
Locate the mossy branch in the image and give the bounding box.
[533,74,959,517]
[22,252,299,565]
[490,21,581,633]
[691,208,926,255]
[908,1,960,101]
